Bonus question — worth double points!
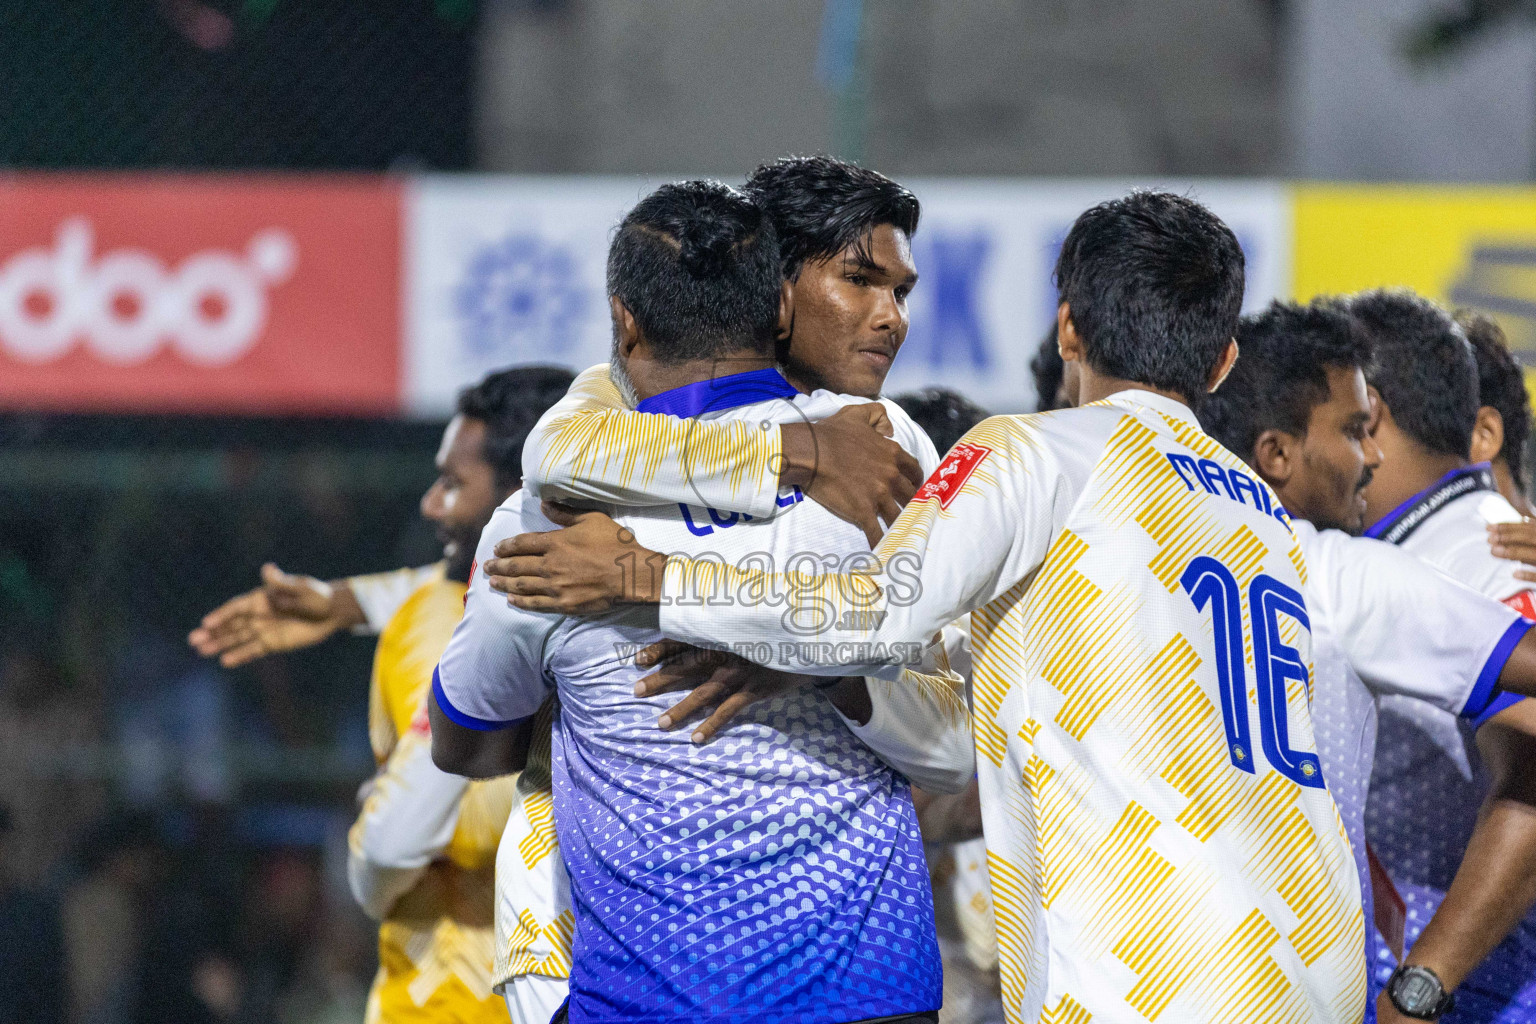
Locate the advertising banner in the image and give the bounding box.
[889,178,1288,412]
[0,174,401,415]
[1293,185,1536,371]
[404,177,1289,416]
[404,176,656,417]
[6,174,1480,419]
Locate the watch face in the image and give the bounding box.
[1396,970,1441,1014]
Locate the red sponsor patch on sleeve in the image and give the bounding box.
[914,442,992,510]
[408,706,431,736]
[1503,590,1536,622]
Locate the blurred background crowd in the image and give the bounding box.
[4,1,1536,1022]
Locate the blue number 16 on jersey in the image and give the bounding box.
[1180,555,1325,789]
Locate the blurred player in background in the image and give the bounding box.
[1026,324,1074,412]
[1202,299,1536,1024]
[488,190,1368,1023]
[190,365,574,1024]
[433,180,972,1024]
[893,387,991,459]
[1463,310,1534,519]
[1346,289,1536,1023]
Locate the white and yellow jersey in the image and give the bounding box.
[352,576,515,1024]
[658,389,1365,1024]
[491,697,573,990]
[522,362,785,514]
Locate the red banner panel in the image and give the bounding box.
[0,174,401,415]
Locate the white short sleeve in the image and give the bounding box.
[432,492,562,730]
[1298,522,1530,720]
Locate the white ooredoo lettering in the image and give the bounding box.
[0,218,296,366]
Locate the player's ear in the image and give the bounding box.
[775,279,795,342]
[1471,406,1504,465]
[1206,338,1239,394]
[1365,386,1384,435]
[611,296,643,359]
[1056,303,1082,362]
[1252,429,1293,489]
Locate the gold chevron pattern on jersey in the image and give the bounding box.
[965,405,1361,1023]
[365,579,514,1024]
[517,788,557,868]
[493,694,570,988]
[533,364,779,502]
[503,908,576,979]
[494,781,572,983]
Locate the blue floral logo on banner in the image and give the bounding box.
[453,234,588,361]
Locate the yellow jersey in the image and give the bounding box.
[352,574,515,1024]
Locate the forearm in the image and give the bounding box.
[330,580,366,630]
[658,555,942,679]
[1400,799,1536,990]
[1408,712,1536,989]
[348,733,469,919]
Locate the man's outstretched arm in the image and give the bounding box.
[190,563,440,667]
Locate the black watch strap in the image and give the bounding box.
[1387,964,1455,1020]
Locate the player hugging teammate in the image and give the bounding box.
[195,158,1536,1024]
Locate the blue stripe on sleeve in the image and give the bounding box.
[431,665,526,732]
[1472,691,1524,730]
[1465,618,1535,726]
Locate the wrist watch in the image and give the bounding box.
[1387,964,1455,1020]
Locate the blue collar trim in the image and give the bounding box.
[1363,463,1496,544]
[635,367,798,419]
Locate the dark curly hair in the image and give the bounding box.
[608,180,782,364]
[1459,309,1531,490]
[1350,289,1477,458]
[745,155,920,280]
[1029,324,1066,412]
[456,365,576,490]
[1198,299,1371,460]
[1054,190,1245,403]
[891,388,991,458]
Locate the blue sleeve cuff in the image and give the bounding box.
[431,666,526,732]
[1472,691,1525,730]
[1465,618,1534,726]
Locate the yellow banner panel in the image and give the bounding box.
[1292,185,1536,362]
